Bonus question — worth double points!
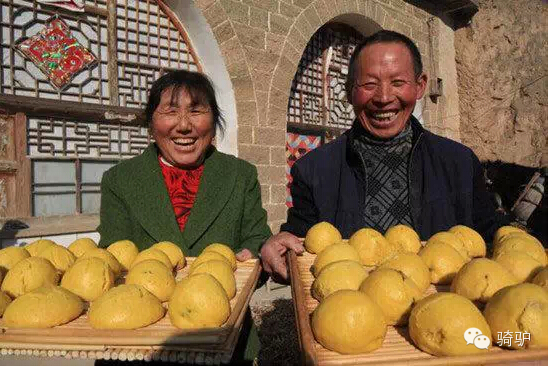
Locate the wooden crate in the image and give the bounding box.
[0,257,261,364]
[288,251,548,366]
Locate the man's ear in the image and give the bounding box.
[416,73,428,100]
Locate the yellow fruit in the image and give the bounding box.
[419,241,467,284]
[493,251,544,283]
[3,285,83,328]
[311,290,387,354]
[493,226,526,246]
[203,243,236,271]
[449,225,486,258]
[349,228,400,266]
[24,239,56,257]
[132,248,172,271]
[0,246,30,274]
[126,259,175,302]
[151,241,186,270]
[190,251,231,272]
[68,238,97,257]
[427,232,470,260]
[311,260,368,301]
[0,291,12,317]
[61,257,114,302]
[312,243,360,277]
[107,240,139,271]
[359,268,423,325]
[450,258,519,303]
[36,244,76,274]
[79,248,122,277]
[189,260,236,299]
[304,222,342,254]
[1,257,59,298]
[89,284,165,329]
[385,224,422,254]
[409,293,491,356]
[168,273,230,329]
[380,252,430,292]
[484,283,548,349]
[493,233,547,266]
[531,267,548,291]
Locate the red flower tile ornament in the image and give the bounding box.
[16,15,96,90]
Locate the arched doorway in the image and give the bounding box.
[285,23,364,207]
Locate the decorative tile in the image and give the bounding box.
[16,15,96,90]
[285,133,321,207]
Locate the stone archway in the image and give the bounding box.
[193,0,459,230]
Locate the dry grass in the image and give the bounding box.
[251,299,301,365]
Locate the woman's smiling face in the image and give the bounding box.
[151,86,215,168]
[351,42,427,139]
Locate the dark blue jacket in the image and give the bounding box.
[281,117,507,242]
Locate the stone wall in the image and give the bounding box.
[193,0,456,230]
[455,0,548,167]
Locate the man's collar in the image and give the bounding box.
[349,115,425,142]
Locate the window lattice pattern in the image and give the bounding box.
[28,116,150,216]
[1,0,199,107]
[115,0,199,108]
[28,117,151,158]
[287,24,364,130]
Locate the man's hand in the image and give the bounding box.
[235,248,253,262]
[260,231,305,281]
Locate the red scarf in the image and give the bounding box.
[158,156,204,231]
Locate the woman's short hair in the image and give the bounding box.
[145,70,225,135]
[345,30,424,103]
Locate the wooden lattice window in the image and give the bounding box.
[0,0,201,218]
[286,23,364,206]
[1,0,200,105]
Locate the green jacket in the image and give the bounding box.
[97,144,272,256]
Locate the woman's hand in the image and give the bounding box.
[260,231,304,281]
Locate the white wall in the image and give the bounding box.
[166,1,238,157]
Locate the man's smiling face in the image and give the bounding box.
[351,42,427,139]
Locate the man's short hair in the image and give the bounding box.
[345,30,424,103]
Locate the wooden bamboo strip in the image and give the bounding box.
[213,353,222,365]
[204,353,214,365]
[186,351,196,364]
[158,349,168,362]
[177,351,187,363]
[119,349,128,361]
[143,349,153,362]
[168,350,178,363]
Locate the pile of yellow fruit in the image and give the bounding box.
[0,238,238,331]
[305,222,548,356]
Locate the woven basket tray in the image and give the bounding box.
[288,251,548,366]
[0,257,261,364]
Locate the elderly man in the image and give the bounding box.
[260,30,507,279]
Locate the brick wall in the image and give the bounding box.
[193,0,455,231]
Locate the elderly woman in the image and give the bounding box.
[97,70,270,364]
[98,70,271,259]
